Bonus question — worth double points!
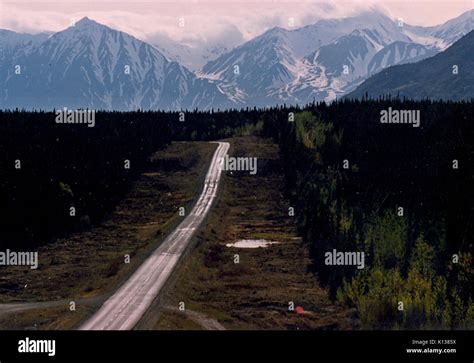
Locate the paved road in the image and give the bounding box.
[80,141,230,330]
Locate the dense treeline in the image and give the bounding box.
[260,100,474,329]
[0,110,173,249]
[169,108,265,141]
[0,107,266,249]
[1,100,472,330]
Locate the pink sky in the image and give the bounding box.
[0,0,472,49]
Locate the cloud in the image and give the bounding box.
[0,0,472,49]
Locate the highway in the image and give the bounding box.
[79,141,230,330]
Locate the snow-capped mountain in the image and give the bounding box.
[153,39,229,71]
[367,41,438,73]
[199,10,473,106]
[199,12,408,105]
[0,10,472,110]
[0,18,229,110]
[347,30,474,101]
[199,27,299,105]
[0,29,51,62]
[297,28,436,100]
[403,9,473,50]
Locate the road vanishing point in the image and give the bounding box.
[80,141,230,330]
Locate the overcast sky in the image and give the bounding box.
[0,0,472,50]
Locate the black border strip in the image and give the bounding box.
[0,330,472,361]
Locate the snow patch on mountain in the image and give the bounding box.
[0,17,230,110]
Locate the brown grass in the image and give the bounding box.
[150,136,358,330]
[0,141,216,329]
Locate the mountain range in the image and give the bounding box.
[0,18,228,110]
[0,10,472,110]
[347,30,474,100]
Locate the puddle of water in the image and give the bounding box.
[225,239,280,249]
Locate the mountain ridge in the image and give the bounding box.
[0,17,230,110]
[0,9,472,110]
[346,30,474,101]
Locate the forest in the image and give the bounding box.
[0,108,265,248]
[260,99,474,329]
[0,110,173,248]
[0,99,472,329]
